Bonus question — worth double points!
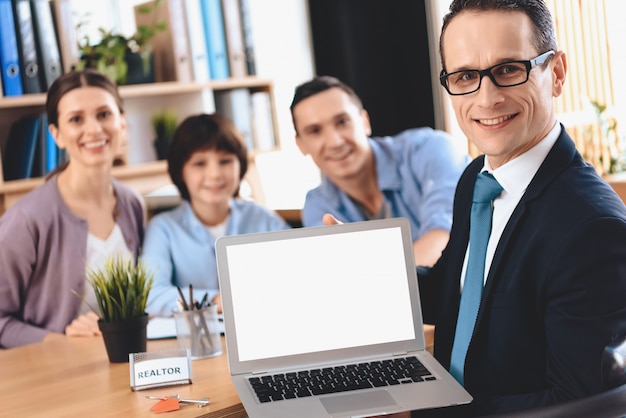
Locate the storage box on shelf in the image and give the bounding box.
[0,77,281,214]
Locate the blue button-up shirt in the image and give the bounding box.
[143,199,290,316]
[302,127,469,242]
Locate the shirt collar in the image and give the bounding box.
[370,138,403,190]
[485,122,561,197]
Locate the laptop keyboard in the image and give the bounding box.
[248,356,436,403]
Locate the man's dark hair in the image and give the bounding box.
[290,76,363,134]
[439,0,558,73]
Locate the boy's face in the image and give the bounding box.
[293,87,373,182]
[442,10,565,169]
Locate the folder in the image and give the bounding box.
[51,0,79,73]
[221,0,246,78]
[13,0,43,94]
[30,0,63,89]
[200,0,230,80]
[214,88,254,150]
[3,114,41,180]
[238,0,255,75]
[0,0,24,96]
[183,0,211,82]
[250,91,276,151]
[30,112,57,176]
[135,0,193,83]
[45,118,58,174]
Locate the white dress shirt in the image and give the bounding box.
[461,122,561,288]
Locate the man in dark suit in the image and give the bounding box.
[326,1,626,417]
[418,0,626,416]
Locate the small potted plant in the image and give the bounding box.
[75,0,166,85]
[152,109,178,160]
[88,256,154,363]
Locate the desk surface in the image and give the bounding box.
[1,336,244,418]
[1,325,434,418]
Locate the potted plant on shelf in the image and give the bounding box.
[88,256,154,363]
[75,0,166,85]
[152,109,178,160]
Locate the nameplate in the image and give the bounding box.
[129,349,192,391]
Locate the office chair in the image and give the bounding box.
[480,335,626,418]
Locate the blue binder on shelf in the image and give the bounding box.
[31,113,57,177]
[13,0,43,94]
[0,0,24,96]
[45,122,58,174]
[200,0,230,80]
[30,0,63,89]
[3,114,41,180]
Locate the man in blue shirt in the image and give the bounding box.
[290,76,469,266]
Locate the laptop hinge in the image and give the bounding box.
[250,370,268,375]
[392,351,410,356]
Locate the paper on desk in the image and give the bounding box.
[147,317,177,340]
[147,315,225,340]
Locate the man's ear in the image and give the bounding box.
[552,50,567,98]
[361,109,372,136]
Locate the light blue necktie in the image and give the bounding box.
[450,172,503,386]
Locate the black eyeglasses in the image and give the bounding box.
[440,50,555,96]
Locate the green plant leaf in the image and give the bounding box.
[87,255,154,322]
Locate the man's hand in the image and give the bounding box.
[65,311,102,337]
[322,213,342,225]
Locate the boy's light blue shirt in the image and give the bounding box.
[302,127,469,242]
[143,199,290,316]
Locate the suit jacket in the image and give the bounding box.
[418,127,626,416]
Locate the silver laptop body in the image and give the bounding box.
[216,218,472,417]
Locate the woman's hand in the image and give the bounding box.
[65,311,102,337]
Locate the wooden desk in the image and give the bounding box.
[1,326,435,417]
[0,336,244,418]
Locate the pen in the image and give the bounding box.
[176,285,189,311]
[189,284,194,311]
[199,293,209,309]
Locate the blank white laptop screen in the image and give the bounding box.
[224,226,416,362]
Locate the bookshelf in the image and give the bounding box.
[0,76,281,213]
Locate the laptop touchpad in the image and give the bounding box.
[320,389,400,415]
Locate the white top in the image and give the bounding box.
[206,215,230,239]
[82,224,132,315]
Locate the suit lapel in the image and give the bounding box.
[478,127,579,308]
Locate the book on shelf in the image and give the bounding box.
[250,91,276,151]
[135,0,193,83]
[3,114,41,181]
[221,0,247,78]
[51,0,80,73]
[214,88,254,150]
[238,0,256,75]
[0,0,24,96]
[13,0,43,94]
[30,0,63,89]
[200,0,230,80]
[183,0,211,82]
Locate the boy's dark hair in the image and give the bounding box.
[168,113,248,201]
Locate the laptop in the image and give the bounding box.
[215,218,472,417]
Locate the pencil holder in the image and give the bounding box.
[173,304,223,359]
